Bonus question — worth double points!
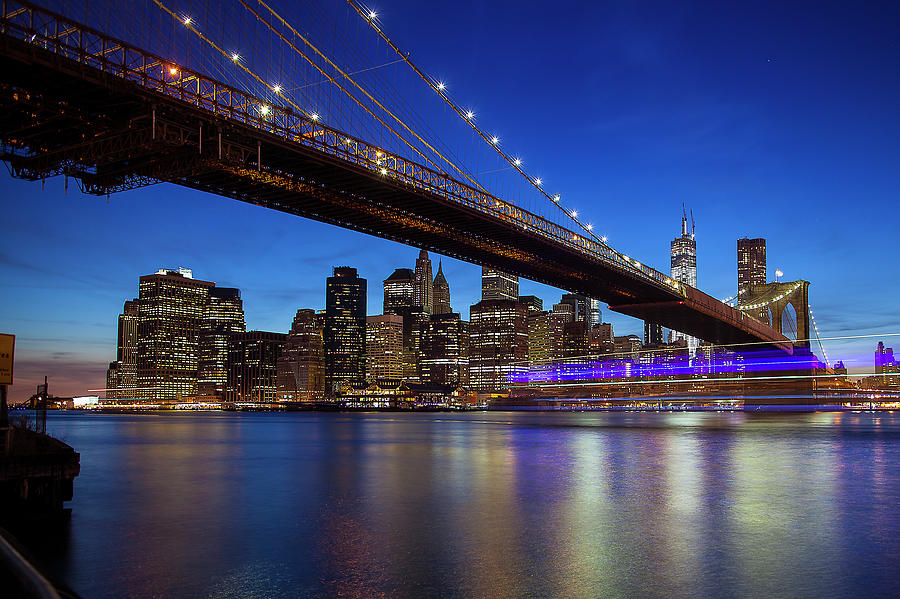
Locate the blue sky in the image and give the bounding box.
[2,0,899,400]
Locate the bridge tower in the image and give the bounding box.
[739,281,811,350]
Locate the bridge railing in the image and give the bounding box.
[1,0,684,296]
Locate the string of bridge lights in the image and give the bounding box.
[809,304,830,367]
[348,2,607,246]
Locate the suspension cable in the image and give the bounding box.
[345,0,603,243]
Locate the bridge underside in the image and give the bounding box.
[0,30,793,354]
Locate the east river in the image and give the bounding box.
[28,411,900,598]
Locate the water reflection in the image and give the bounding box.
[36,411,900,598]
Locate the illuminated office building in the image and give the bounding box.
[738,237,767,293]
[366,314,405,381]
[383,268,417,314]
[527,311,552,366]
[276,308,325,402]
[432,261,451,315]
[644,321,664,346]
[198,287,245,399]
[225,331,286,403]
[469,299,528,392]
[324,266,367,394]
[115,299,140,398]
[670,208,698,355]
[135,268,215,401]
[558,293,600,327]
[481,267,519,301]
[420,313,469,386]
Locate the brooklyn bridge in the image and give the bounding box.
[0,0,816,357]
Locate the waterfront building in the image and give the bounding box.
[198,287,245,399]
[614,335,643,360]
[414,249,434,314]
[469,299,528,392]
[383,268,417,314]
[738,237,767,293]
[114,299,140,398]
[105,361,121,399]
[276,309,325,402]
[135,268,215,401]
[420,313,469,386]
[670,208,698,355]
[225,331,286,403]
[875,342,900,387]
[481,267,518,301]
[561,321,589,359]
[432,261,451,315]
[324,267,367,394]
[550,301,575,361]
[366,314,405,381]
[589,323,615,355]
[526,311,552,366]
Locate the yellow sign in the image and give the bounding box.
[0,333,14,385]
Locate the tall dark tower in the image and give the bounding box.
[414,249,434,314]
[324,266,367,395]
[737,237,767,293]
[432,261,451,314]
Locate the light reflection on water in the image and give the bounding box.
[35,411,900,598]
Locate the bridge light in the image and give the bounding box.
[586,224,593,231]
[260,105,270,115]
[169,66,179,75]
[376,150,383,157]
[437,82,446,91]
[232,53,240,62]
[553,194,560,202]
[571,210,578,217]
[380,168,388,175]
[183,16,191,25]
[601,235,608,242]
[491,136,499,144]
[369,10,378,19]
[310,112,320,121]
[466,110,474,119]
[272,84,281,93]
[346,138,352,143]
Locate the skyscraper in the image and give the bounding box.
[383,268,417,314]
[198,287,245,399]
[644,321,664,346]
[324,266,367,394]
[558,293,600,327]
[115,299,140,398]
[366,314,405,381]
[276,308,325,402]
[135,268,215,401]
[469,299,528,392]
[738,237,767,293]
[225,331,286,403]
[420,313,469,386]
[481,267,518,301]
[414,249,434,314]
[670,208,698,355]
[432,261,451,314]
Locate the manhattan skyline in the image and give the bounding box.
[2,0,899,400]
